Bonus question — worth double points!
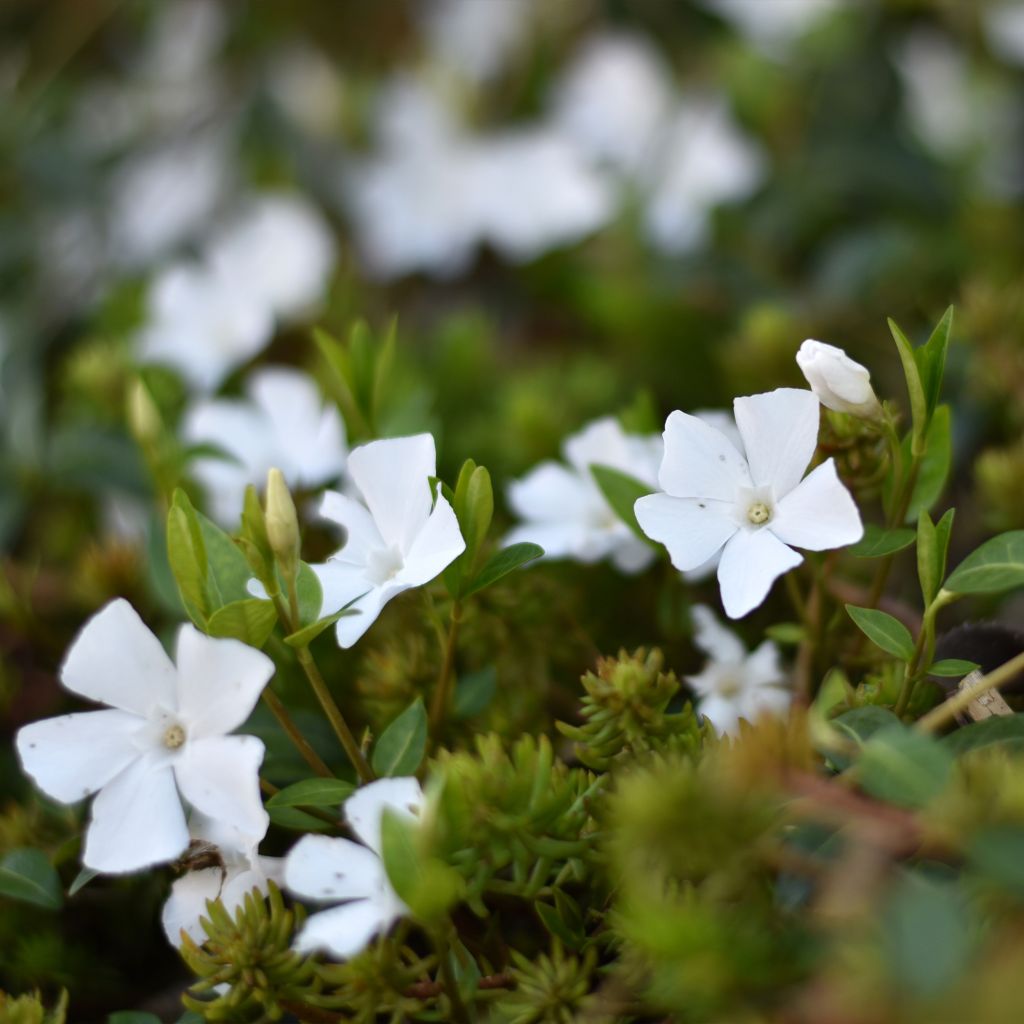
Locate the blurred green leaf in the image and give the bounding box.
[943,714,1024,755]
[372,698,427,777]
[858,725,953,808]
[453,666,497,718]
[0,848,63,910]
[590,464,654,542]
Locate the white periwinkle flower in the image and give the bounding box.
[796,339,882,419]
[635,388,863,619]
[162,813,283,947]
[687,605,790,735]
[138,261,274,393]
[284,778,424,959]
[16,599,273,874]
[311,434,465,648]
[183,366,347,525]
[505,417,661,574]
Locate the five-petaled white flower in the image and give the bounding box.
[183,366,347,525]
[505,417,662,574]
[284,777,424,959]
[687,605,790,735]
[635,388,862,619]
[796,339,881,420]
[16,599,273,874]
[162,812,283,947]
[312,434,465,648]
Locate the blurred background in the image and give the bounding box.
[1,0,1024,1015]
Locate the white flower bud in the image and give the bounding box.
[796,339,882,419]
[264,468,300,576]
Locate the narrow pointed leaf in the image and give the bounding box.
[462,543,544,597]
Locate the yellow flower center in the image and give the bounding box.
[747,501,771,526]
[163,724,186,750]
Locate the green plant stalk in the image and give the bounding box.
[261,687,333,778]
[295,645,374,784]
[429,600,462,736]
[434,928,471,1024]
[894,590,954,717]
[916,647,1024,733]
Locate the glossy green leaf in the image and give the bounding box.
[927,659,979,678]
[850,525,916,559]
[846,605,915,660]
[265,778,354,809]
[463,542,543,597]
[946,531,1024,595]
[267,805,334,833]
[295,561,323,625]
[0,848,63,910]
[590,464,654,541]
[372,698,427,777]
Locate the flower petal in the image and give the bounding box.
[345,777,425,857]
[174,735,268,842]
[319,492,384,566]
[770,459,863,552]
[716,528,803,619]
[690,605,747,665]
[658,410,751,501]
[173,625,275,738]
[696,693,742,736]
[743,640,786,689]
[733,388,819,498]
[397,488,465,587]
[162,868,224,946]
[84,759,189,873]
[16,710,143,804]
[284,834,389,902]
[347,435,436,550]
[503,520,591,561]
[332,586,386,649]
[507,462,596,524]
[293,899,398,960]
[634,493,737,571]
[61,599,177,715]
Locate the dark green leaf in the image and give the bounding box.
[968,826,1024,896]
[858,724,953,808]
[372,698,427,777]
[829,706,901,770]
[915,305,953,423]
[268,805,334,833]
[463,543,544,597]
[453,666,497,718]
[850,525,916,559]
[266,778,354,809]
[590,464,654,542]
[946,531,1024,595]
[905,405,951,522]
[845,605,915,660]
[917,512,939,606]
[0,848,63,909]
[942,714,1024,756]
[167,491,208,624]
[928,659,979,678]
[535,900,584,950]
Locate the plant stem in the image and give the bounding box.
[894,589,958,718]
[916,649,1024,734]
[296,645,374,784]
[434,928,471,1024]
[261,688,333,778]
[429,600,462,736]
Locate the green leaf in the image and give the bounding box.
[372,698,427,777]
[462,543,544,597]
[196,510,253,607]
[267,805,334,833]
[915,305,954,423]
[934,507,955,586]
[904,404,951,522]
[850,525,916,559]
[928,659,979,678]
[0,848,63,910]
[535,900,584,950]
[858,724,953,808]
[917,512,939,606]
[946,531,1024,595]
[167,490,208,624]
[942,714,1024,756]
[68,866,98,897]
[832,706,901,747]
[590,464,654,541]
[453,665,497,718]
[295,561,324,625]
[206,599,278,647]
[764,622,805,645]
[889,317,928,446]
[283,605,358,648]
[266,778,354,809]
[462,463,494,561]
[845,605,915,660]
[968,826,1024,896]
[380,809,461,922]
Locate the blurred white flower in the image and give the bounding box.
[505,417,661,574]
[420,0,532,82]
[208,193,337,321]
[285,778,424,959]
[16,599,272,874]
[698,0,848,54]
[985,3,1024,67]
[687,605,789,735]
[183,367,347,525]
[644,98,764,254]
[311,434,465,648]
[162,812,283,947]
[635,388,862,619]
[138,261,274,393]
[267,44,345,137]
[797,339,881,419]
[549,32,674,177]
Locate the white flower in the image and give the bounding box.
[505,417,662,574]
[635,388,863,619]
[311,434,465,648]
[138,261,274,393]
[687,605,789,735]
[162,812,283,947]
[208,193,337,322]
[183,366,347,525]
[696,0,847,55]
[420,0,531,82]
[985,3,1024,67]
[284,777,424,959]
[796,340,882,419]
[16,599,273,874]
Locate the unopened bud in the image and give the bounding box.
[126,378,162,446]
[796,339,882,420]
[265,468,300,577]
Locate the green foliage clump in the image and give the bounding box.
[0,992,66,1024]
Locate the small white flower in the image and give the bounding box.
[697,0,846,55]
[420,0,531,82]
[796,339,882,419]
[311,434,465,648]
[687,605,789,735]
[138,261,274,393]
[984,3,1024,68]
[208,193,336,322]
[284,778,424,959]
[635,388,863,619]
[162,813,283,947]
[183,366,347,525]
[505,417,662,574]
[16,599,273,874]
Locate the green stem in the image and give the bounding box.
[916,648,1024,734]
[261,688,333,778]
[296,645,374,784]
[895,589,958,718]
[434,928,471,1024]
[429,600,462,737]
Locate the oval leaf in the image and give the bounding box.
[946,531,1024,595]
[846,605,915,660]
[266,778,354,809]
[463,543,543,597]
[206,598,278,647]
[372,698,428,777]
[942,714,1024,756]
[928,659,979,678]
[850,525,916,559]
[0,848,63,910]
